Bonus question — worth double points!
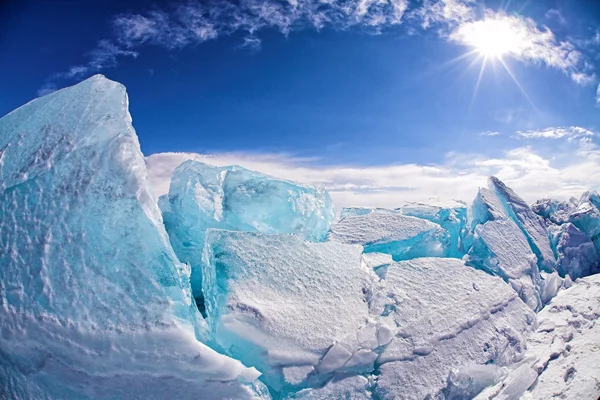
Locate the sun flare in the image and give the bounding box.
[459,18,524,59]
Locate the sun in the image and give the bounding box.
[458,18,524,59]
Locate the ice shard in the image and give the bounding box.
[0,75,267,399]
[161,160,335,296]
[476,177,556,272]
[466,177,561,310]
[328,210,450,260]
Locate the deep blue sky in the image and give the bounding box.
[1,0,599,171]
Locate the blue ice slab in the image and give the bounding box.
[328,210,450,260]
[475,177,556,273]
[466,177,563,310]
[400,199,468,257]
[161,160,335,295]
[0,75,267,400]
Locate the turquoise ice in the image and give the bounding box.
[0,75,267,400]
[161,160,335,298]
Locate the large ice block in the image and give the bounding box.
[400,199,468,257]
[549,223,599,279]
[328,211,450,260]
[161,160,335,296]
[531,197,578,225]
[372,258,535,400]
[0,75,267,399]
[476,177,556,272]
[202,230,378,394]
[567,191,600,254]
[466,177,564,310]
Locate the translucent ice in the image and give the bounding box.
[473,177,556,273]
[284,375,372,399]
[400,199,468,257]
[372,258,535,400]
[466,177,563,310]
[328,210,450,260]
[161,160,335,296]
[0,75,267,399]
[202,230,376,394]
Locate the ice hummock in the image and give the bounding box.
[161,160,335,297]
[328,210,450,260]
[0,75,267,399]
[371,258,535,400]
[202,230,375,393]
[466,177,561,310]
[479,274,600,400]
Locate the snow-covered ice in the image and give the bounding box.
[161,160,335,297]
[328,210,450,260]
[549,222,599,279]
[202,230,375,393]
[372,258,535,400]
[0,75,267,400]
[477,274,600,400]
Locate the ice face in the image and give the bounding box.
[400,200,468,257]
[202,230,374,394]
[466,177,564,310]
[550,223,600,279]
[531,197,578,225]
[328,211,450,260]
[0,75,267,400]
[161,160,335,297]
[568,191,600,254]
[371,258,535,400]
[478,177,556,273]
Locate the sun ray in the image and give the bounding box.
[470,56,488,110]
[497,57,540,114]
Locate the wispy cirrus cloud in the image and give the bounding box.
[39,0,598,99]
[516,126,594,140]
[479,130,500,136]
[37,41,138,96]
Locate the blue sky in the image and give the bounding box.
[1,0,600,207]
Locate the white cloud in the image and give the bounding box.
[145,132,600,210]
[112,0,410,50]
[596,83,600,105]
[480,130,500,136]
[38,41,138,97]
[516,126,594,140]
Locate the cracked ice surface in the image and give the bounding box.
[202,230,379,393]
[477,274,600,400]
[0,75,267,400]
[466,177,565,311]
[372,258,535,400]
[161,160,335,296]
[328,210,450,260]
